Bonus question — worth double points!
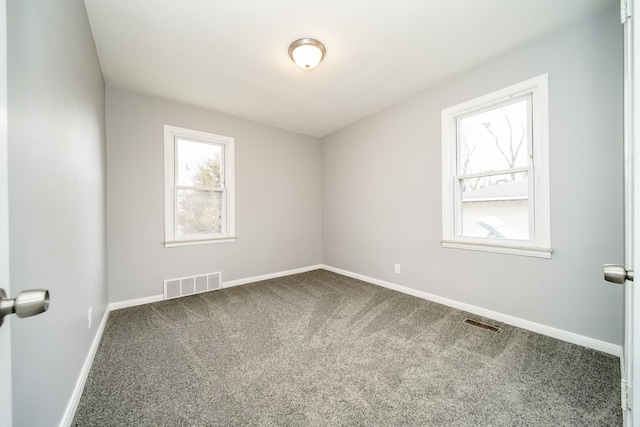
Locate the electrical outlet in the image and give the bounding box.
[88,307,93,329]
[394,264,401,274]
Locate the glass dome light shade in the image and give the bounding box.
[288,38,326,70]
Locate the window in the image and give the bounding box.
[441,74,551,258]
[164,125,235,247]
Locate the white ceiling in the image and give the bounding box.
[84,0,616,137]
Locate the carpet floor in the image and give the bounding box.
[72,269,622,426]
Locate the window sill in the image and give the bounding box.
[165,237,236,248]
[442,240,553,259]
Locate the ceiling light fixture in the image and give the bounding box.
[288,38,326,70]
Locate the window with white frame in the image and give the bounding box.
[441,74,551,258]
[164,125,235,247]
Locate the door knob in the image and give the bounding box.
[604,264,635,285]
[0,288,50,327]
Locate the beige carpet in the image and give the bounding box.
[73,269,622,426]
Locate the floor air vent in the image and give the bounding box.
[463,318,501,333]
[164,272,222,300]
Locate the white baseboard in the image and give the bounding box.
[222,264,323,288]
[59,263,620,426]
[59,293,164,425]
[107,265,325,310]
[109,294,163,311]
[321,265,622,357]
[59,306,110,427]
[60,264,326,425]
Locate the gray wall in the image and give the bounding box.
[106,88,322,302]
[7,0,108,426]
[321,7,624,345]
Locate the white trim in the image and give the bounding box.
[164,237,237,248]
[222,265,324,288]
[163,125,235,247]
[441,74,551,257]
[59,307,110,427]
[107,265,324,309]
[625,2,639,423]
[60,293,167,425]
[321,265,621,357]
[622,0,632,23]
[109,294,163,311]
[58,265,322,424]
[457,165,530,180]
[59,263,620,425]
[0,1,10,424]
[442,240,553,259]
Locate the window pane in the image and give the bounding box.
[176,189,222,236]
[460,171,529,240]
[459,99,529,175]
[176,138,222,187]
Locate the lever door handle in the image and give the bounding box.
[604,264,634,285]
[0,288,50,327]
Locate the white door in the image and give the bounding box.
[0,1,12,426]
[617,1,640,425]
[630,0,640,419]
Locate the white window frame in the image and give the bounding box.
[164,125,236,247]
[441,74,552,258]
